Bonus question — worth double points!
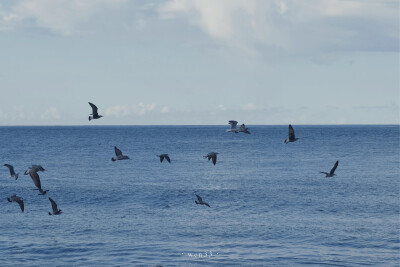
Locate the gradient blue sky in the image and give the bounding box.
[0,0,398,125]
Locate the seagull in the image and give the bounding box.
[320,160,339,177]
[7,195,24,212]
[88,102,103,121]
[226,120,239,133]
[284,124,299,143]
[24,168,48,195]
[112,146,130,161]
[195,194,210,207]
[204,152,218,165]
[238,124,251,134]
[48,197,62,215]
[4,164,19,180]
[157,154,171,163]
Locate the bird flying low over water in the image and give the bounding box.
[204,152,218,165]
[4,164,19,180]
[24,167,48,195]
[88,102,103,121]
[157,154,171,163]
[195,194,210,207]
[320,160,339,177]
[284,124,299,143]
[238,124,251,134]
[48,197,62,215]
[7,195,24,212]
[226,120,239,133]
[112,146,130,161]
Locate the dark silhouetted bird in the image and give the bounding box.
[24,167,48,195]
[284,124,299,143]
[204,152,218,165]
[195,194,210,207]
[112,146,130,161]
[157,154,171,163]
[320,160,339,177]
[7,195,24,212]
[4,164,19,180]
[48,197,62,215]
[238,124,250,134]
[88,102,103,121]
[226,120,239,133]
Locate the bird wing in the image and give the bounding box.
[205,203,210,207]
[32,165,45,172]
[195,194,203,202]
[114,146,123,157]
[49,197,58,213]
[228,120,238,129]
[212,154,217,165]
[165,155,171,163]
[330,161,339,175]
[289,124,296,140]
[29,171,42,189]
[16,198,24,212]
[160,155,164,162]
[4,164,15,175]
[88,102,99,116]
[320,172,329,175]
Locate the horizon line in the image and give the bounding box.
[0,123,398,127]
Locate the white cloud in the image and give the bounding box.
[216,104,227,111]
[40,107,60,120]
[159,0,399,54]
[0,0,129,35]
[105,103,157,117]
[0,0,397,55]
[105,105,131,116]
[242,103,258,111]
[161,106,169,113]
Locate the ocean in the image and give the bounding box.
[0,125,398,266]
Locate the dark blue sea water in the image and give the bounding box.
[0,125,399,266]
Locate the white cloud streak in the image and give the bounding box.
[105,103,157,117]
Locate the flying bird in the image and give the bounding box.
[204,152,218,165]
[320,160,339,177]
[238,124,251,134]
[226,120,239,133]
[157,154,171,163]
[284,124,299,143]
[195,194,210,207]
[88,102,103,121]
[112,146,130,161]
[24,168,48,195]
[7,195,24,212]
[48,197,62,215]
[4,164,19,180]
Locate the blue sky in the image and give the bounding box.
[0,0,398,125]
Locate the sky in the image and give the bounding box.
[0,0,398,125]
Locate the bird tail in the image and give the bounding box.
[284,139,288,144]
[48,212,52,216]
[88,116,92,121]
[111,158,116,162]
[7,198,11,202]
[195,201,199,205]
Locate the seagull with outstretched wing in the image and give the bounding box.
[284,124,299,143]
[195,194,210,207]
[4,164,19,180]
[88,102,103,121]
[320,160,339,177]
